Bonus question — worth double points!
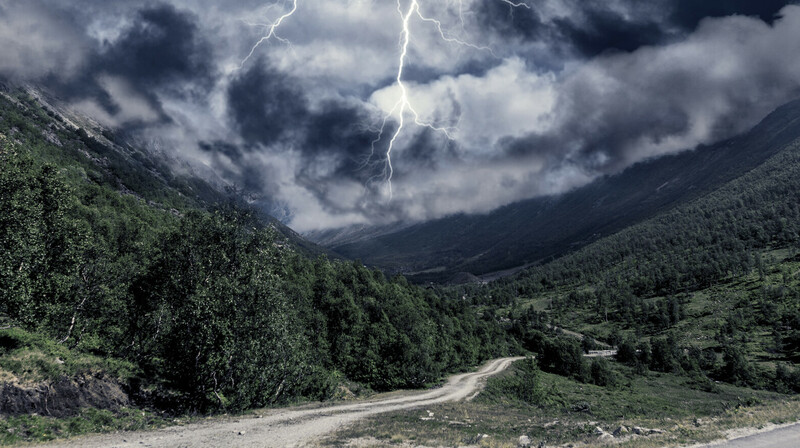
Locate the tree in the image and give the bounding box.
[719,344,757,387]
[129,210,315,410]
[590,357,617,387]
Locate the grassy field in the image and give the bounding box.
[322,359,800,447]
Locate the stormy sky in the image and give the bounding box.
[2,0,800,232]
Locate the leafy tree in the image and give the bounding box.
[589,357,617,387]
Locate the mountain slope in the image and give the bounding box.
[470,107,800,395]
[320,98,800,282]
[4,85,331,258]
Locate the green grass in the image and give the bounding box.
[0,408,168,445]
[0,327,137,384]
[0,327,153,445]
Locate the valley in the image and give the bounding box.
[2,6,800,443]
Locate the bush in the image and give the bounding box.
[615,338,637,365]
[482,356,548,406]
[718,344,759,388]
[538,337,588,381]
[589,357,617,387]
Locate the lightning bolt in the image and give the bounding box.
[500,0,531,8]
[367,0,529,200]
[368,0,454,201]
[239,0,298,69]
[234,0,530,200]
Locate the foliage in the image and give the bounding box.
[480,357,549,406]
[0,408,167,446]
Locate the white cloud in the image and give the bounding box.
[370,57,557,157]
[71,75,160,128]
[0,0,88,81]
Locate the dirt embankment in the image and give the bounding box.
[0,374,129,418]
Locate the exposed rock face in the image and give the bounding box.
[517,434,532,447]
[0,374,129,417]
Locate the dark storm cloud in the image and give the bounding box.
[552,9,667,57]
[303,101,379,175]
[227,61,309,146]
[504,96,691,172]
[35,3,214,128]
[499,6,800,180]
[476,0,669,58]
[96,5,214,91]
[6,0,800,230]
[477,0,795,58]
[225,61,386,200]
[399,128,458,169]
[227,61,380,176]
[198,140,280,196]
[475,1,545,41]
[669,0,791,30]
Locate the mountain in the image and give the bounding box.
[312,98,800,282]
[7,84,330,258]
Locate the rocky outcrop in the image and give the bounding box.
[595,426,614,441]
[632,426,664,436]
[0,374,129,418]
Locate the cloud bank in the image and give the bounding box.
[1,0,799,231]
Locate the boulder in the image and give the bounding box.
[595,426,614,441]
[632,426,664,436]
[612,425,629,436]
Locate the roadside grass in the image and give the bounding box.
[0,323,379,446]
[0,327,166,445]
[0,408,169,446]
[0,327,137,384]
[321,360,799,447]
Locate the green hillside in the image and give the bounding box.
[327,104,800,448]
[0,87,513,439]
[467,121,800,392]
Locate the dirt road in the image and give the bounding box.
[41,357,523,448]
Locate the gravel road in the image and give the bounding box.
[39,357,523,448]
[696,423,800,448]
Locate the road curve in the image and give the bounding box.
[695,423,800,448]
[40,357,524,448]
